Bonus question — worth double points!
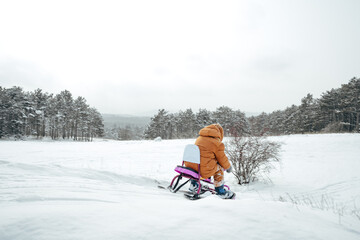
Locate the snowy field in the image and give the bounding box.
[0,134,360,240]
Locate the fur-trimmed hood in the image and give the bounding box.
[198,124,224,141]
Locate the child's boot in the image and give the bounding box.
[189,179,199,193]
[215,185,235,199]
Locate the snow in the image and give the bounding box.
[0,134,359,240]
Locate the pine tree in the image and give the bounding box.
[144,109,169,139]
[3,87,26,138]
[213,106,235,136]
[29,89,50,138]
[177,109,196,138]
[195,108,214,132]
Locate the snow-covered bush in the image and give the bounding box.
[154,136,162,142]
[225,135,281,185]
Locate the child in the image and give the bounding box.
[185,124,235,199]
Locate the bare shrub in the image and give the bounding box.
[225,135,281,185]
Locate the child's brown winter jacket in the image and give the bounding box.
[185,124,231,178]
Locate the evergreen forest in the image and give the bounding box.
[144,77,360,139]
[0,87,104,141]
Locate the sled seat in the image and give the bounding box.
[174,166,212,183]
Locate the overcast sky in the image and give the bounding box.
[1,0,359,116]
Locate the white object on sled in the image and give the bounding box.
[182,144,200,164]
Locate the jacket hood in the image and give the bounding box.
[199,124,224,141]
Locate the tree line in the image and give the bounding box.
[249,77,360,135]
[145,77,360,139]
[144,107,249,139]
[0,86,104,140]
[4,77,356,141]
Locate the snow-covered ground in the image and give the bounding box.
[0,134,359,240]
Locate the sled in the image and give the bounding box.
[168,144,230,200]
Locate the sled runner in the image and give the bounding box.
[168,144,230,200]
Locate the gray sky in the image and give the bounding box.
[1,0,359,116]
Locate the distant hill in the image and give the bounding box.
[102,114,151,128]
[101,111,260,130]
